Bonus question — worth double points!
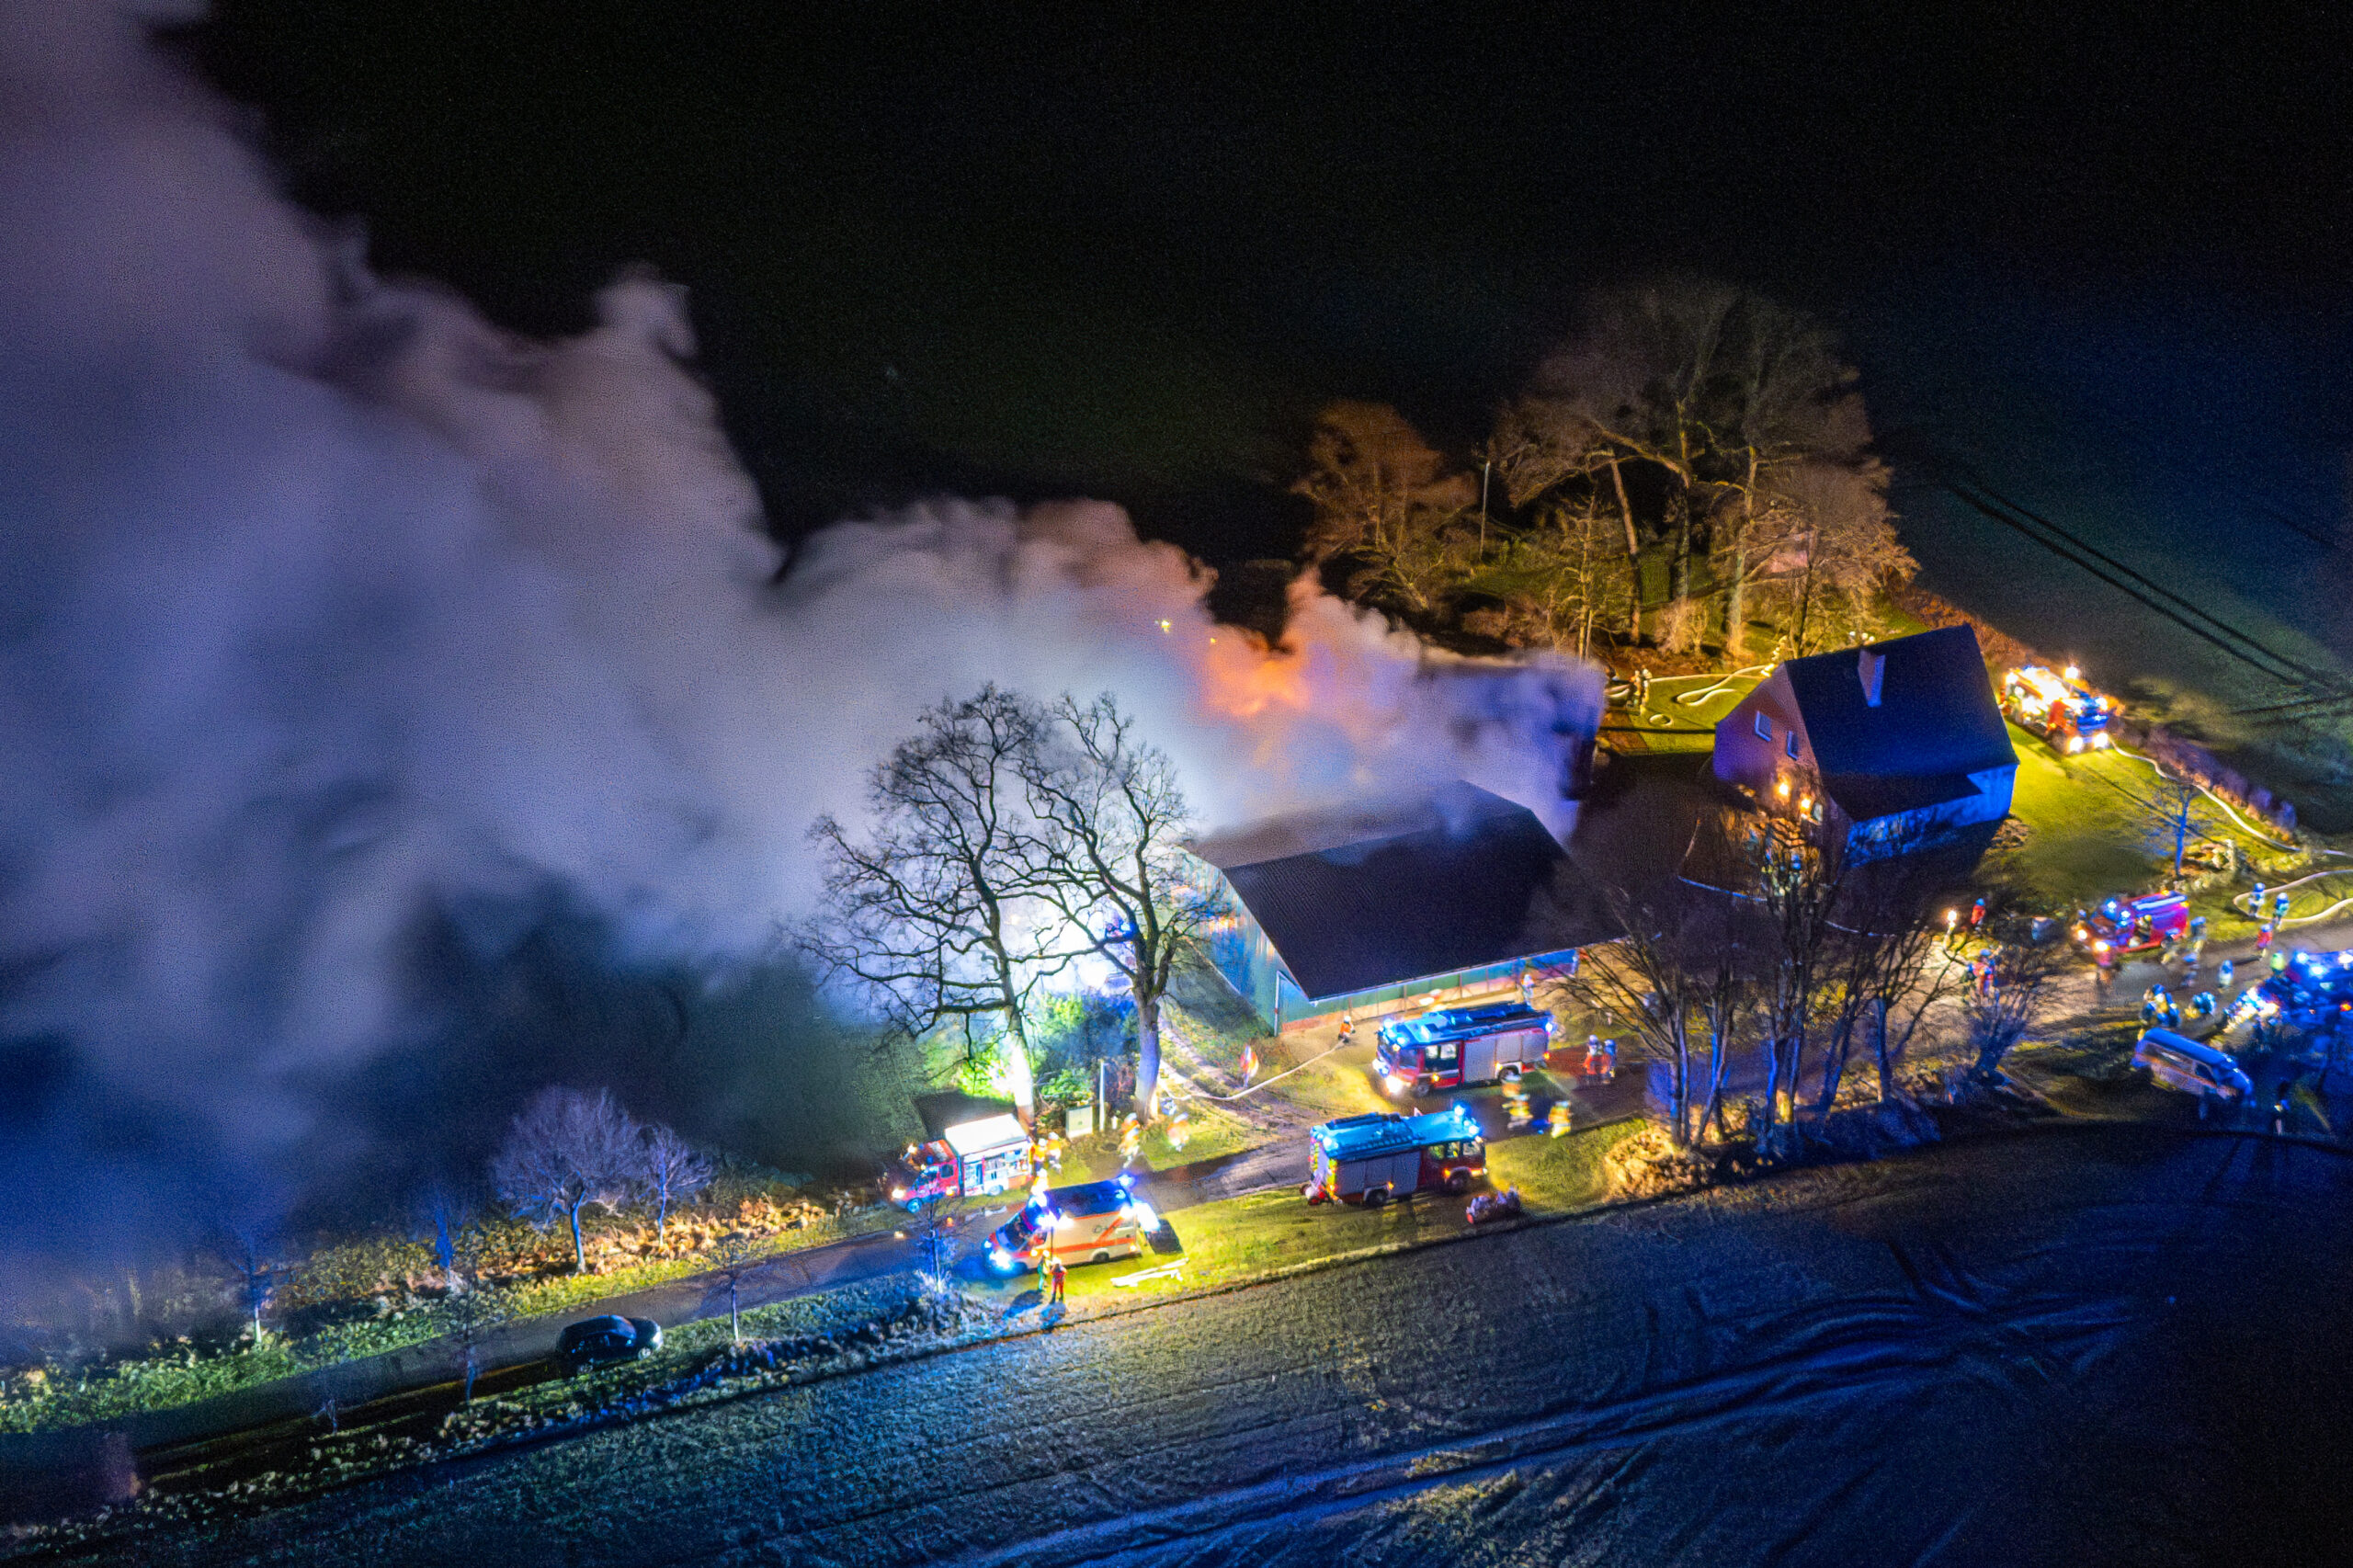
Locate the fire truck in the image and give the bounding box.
[888,1113,1030,1210]
[1375,1001,1553,1100]
[2002,665,2113,754]
[986,1177,1158,1271]
[2072,892,2189,959]
[1303,1107,1487,1207]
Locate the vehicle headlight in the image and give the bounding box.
[989,1246,1013,1271]
[892,1187,907,1200]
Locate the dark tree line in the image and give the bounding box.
[1295,276,1914,662]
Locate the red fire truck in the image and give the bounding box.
[1373,1001,1553,1100]
[1303,1107,1487,1207]
[2073,891,2189,958]
[887,1113,1030,1210]
[986,1178,1158,1271]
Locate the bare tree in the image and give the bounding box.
[1719,812,1851,1145]
[801,687,1072,1119]
[409,1178,476,1281]
[1512,276,1911,657]
[639,1126,713,1244]
[1019,693,1215,1118]
[490,1087,648,1275]
[1964,941,2067,1083]
[1545,873,1752,1150]
[1291,401,1474,617]
[1811,846,1964,1112]
[2120,769,2228,881]
[444,1227,512,1407]
[705,1231,767,1348]
[211,1221,290,1346]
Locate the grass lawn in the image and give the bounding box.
[1995,727,2290,917]
[1601,669,1760,756]
[1055,1120,1640,1304]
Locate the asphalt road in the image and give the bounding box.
[84,1123,2353,1567]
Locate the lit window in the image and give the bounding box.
[1754,711,1771,741]
[1786,730,1800,759]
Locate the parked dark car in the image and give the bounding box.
[556,1314,662,1369]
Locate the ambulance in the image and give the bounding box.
[986,1178,1159,1271]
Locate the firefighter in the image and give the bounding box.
[1502,1080,1532,1129]
[1119,1116,1143,1165]
[2256,924,2275,957]
[2219,958,2235,992]
[1036,1247,1052,1301]
[1519,969,1537,1006]
[1049,1256,1068,1307]
[1166,1105,1191,1153]
[2270,949,2289,977]
[2189,991,2218,1020]
[1969,897,1987,933]
[1237,1043,1259,1085]
[1337,1011,1356,1047]
[1547,1099,1574,1138]
[2276,891,2293,922]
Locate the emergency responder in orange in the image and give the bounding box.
[1049,1256,1067,1306]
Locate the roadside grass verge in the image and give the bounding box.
[0,1203,897,1436]
[1055,1119,1640,1304]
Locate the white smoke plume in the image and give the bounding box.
[0,1,1600,1268]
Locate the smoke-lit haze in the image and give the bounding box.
[0,2,1599,1273]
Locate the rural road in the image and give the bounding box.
[89,1122,2353,1567]
[124,1062,1635,1456]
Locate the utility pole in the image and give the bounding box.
[1478,458,1492,556]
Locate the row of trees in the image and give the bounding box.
[800,687,1210,1121]
[1295,277,1915,661]
[1556,812,2060,1152]
[487,1086,713,1275]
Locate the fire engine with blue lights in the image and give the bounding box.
[986,1177,1158,1272]
[1303,1106,1487,1206]
[2228,947,2353,1037]
[2002,665,2112,754]
[1374,1001,1553,1099]
[2073,891,2188,959]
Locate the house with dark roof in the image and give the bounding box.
[1185,781,1617,1031]
[1713,625,2018,853]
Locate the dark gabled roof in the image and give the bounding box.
[1189,782,1617,1002]
[1780,626,2017,819]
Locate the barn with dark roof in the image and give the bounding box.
[1186,782,1617,1032]
[1714,625,2018,852]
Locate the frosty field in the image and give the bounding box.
[41,1123,2353,1568]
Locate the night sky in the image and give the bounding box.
[185,4,2353,639]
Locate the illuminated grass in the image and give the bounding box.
[1053,1120,1639,1303]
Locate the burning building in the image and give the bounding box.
[1187,781,1617,1031]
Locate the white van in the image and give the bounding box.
[2132,1028,2253,1103]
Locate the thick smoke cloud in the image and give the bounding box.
[0,1,1599,1275]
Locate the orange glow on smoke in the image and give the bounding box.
[1196,630,1313,721]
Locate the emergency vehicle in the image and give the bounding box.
[986,1178,1157,1271]
[1374,1002,1553,1099]
[2073,892,2189,959]
[1303,1107,1486,1207]
[888,1113,1029,1210]
[2002,665,2113,753]
[2228,948,2353,1038]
